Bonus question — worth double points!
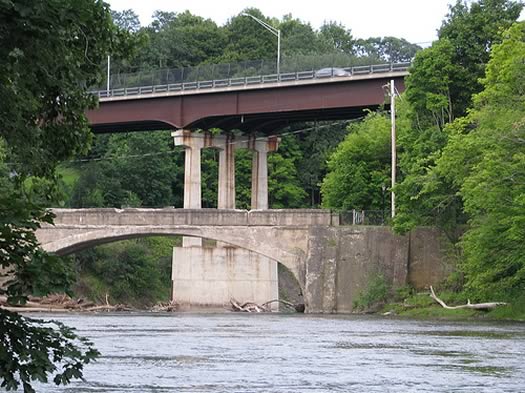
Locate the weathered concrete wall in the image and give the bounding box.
[408,227,454,289]
[172,245,278,309]
[304,226,449,313]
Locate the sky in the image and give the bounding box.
[106,0,459,45]
[106,0,454,43]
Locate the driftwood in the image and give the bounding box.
[430,286,507,311]
[230,298,267,312]
[0,293,133,313]
[151,301,178,312]
[230,298,304,313]
[262,299,305,313]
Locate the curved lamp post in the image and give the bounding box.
[241,13,281,76]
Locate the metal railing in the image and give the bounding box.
[92,55,410,99]
[339,210,391,226]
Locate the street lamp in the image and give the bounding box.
[240,13,281,76]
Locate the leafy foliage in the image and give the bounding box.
[438,0,523,117]
[73,238,174,306]
[321,113,391,211]
[354,36,421,63]
[393,0,522,235]
[434,22,525,300]
[352,274,389,311]
[0,0,133,177]
[0,0,132,390]
[0,312,99,393]
[70,131,182,208]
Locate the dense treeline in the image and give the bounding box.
[110,7,420,71]
[321,0,525,306]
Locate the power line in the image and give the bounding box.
[3,118,366,167]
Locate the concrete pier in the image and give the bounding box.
[172,130,207,247]
[171,130,280,308]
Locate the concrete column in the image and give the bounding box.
[216,134,236,209]
[172,130,206,209]
[172,130,208,246]
[251,146,268,210]
[242,135,280,210]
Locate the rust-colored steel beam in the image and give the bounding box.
[87,75,405,134]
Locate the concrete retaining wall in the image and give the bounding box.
[305,226,452,313]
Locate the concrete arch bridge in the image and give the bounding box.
[36,208,448,313]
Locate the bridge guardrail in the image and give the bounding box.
[91,62,410,99]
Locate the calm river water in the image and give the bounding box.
[24,313,525,392]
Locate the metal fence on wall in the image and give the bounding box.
[97,53,410,95]
[339,210,391,226]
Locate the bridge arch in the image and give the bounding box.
[38,225,307,291]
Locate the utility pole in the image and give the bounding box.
[390,79,396,218]
[107,55,111,94]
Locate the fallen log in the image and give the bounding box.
[230,298,266,312]
[151,301,178,312]
[230,298,305,313]
[262,299,295,309]
[429,286,507,311]
[82,304,134,312]
[261,299,305,313]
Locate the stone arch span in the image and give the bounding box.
[37,225,308,290]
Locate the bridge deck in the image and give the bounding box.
[87,65,408,133]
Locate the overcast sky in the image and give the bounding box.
[106,0,462,45]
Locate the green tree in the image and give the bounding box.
[321,113,391,211]
[354,37,420,63]
[393,0,522,234]
[433,22,525,300]
[202,148,219,208]
[296,122,348,207]
[221,8,278,63]
[318,21,354,54]
[111,9,141,32]
[70,131,182,208]
[438,0,523,118]
[268,155,307,208]
[0,0,131,390]
[137,11,226,69]
[279,15,321,56]
[74,237,174,306]
[232,136,307,209]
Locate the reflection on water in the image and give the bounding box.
[23,313,525,392]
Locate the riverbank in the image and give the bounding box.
[380,292,525,322]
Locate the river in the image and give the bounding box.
[23,313,525,392]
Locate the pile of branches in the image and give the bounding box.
[0,293,133,313]
[230,298,304,313]
[151,301,178,312]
